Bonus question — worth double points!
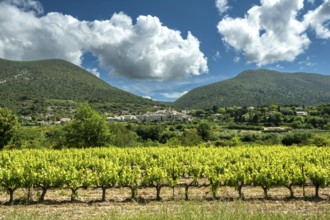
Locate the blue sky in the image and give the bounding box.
[0,0,330,101]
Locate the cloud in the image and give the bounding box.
[142,96,152,100]
[275,64,284,70]
[0,3,85,65]
[1,0,43,14]
[90,14,208,81]
[298,56,316,67]
[86,68,100,78]
[233,56,240,63]
[212,51,221,61]
[162,91,188,99]
[117,76,213,101]
[0,2,208,82]
[304,0,330,39]
[217,0,310,66]
[215,0,230,15]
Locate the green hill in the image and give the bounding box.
[0,58,159,114]
[174,69,330,109]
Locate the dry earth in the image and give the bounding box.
[0,186,329,219]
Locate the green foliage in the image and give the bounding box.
[0,58,161,115]
[227,123,263,131]
[324,122,330,130]
[109,123,138,147]
[0,108,18,149]
[197,122,212,141]
[136,125,164,142]
[8,126,49,149]
[240,133,281,145]
[281,132,311,146]
[63,103,111,148]
[179,129,202,146]
[308,135,330,147]
[0,146,330,203]
[215,136,241,147]
[174,69,330,109]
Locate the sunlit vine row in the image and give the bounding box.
[0,146,329,203]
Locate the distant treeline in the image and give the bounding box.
[1,103,330,149]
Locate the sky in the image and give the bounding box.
[0,0,330,102]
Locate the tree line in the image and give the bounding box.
[1,103,330,149]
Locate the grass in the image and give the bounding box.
[1,200,329,220]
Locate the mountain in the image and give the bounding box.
[0,58,159,114]
[174,69,330,109]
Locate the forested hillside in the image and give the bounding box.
[174,69,330,109]
[0,58,159,114]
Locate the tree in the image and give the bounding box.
[281,132,311,146]
[110,124,137,147]
[252,114,260,124]
[180,129,202,146]
[63,103,111,148]
[212,105,218,114]
[197,123,212,141]
[136,125,163,142]
[324,122,330,130]
[0,108,18,149]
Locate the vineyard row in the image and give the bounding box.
[0,146,329,203]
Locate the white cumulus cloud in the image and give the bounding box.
[162,91,188,99]
[304,0,330,39]
[217,0,311,66]
[0,3,85,65]
[216,0,230,15]
[89,14,208,81]
[0,1,208,81]
[1,0,43,14]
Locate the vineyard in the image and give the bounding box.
[0,146,330,204]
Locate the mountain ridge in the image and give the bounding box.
[174,69,330,109]
[0,58,158,113]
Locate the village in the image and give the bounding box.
[106,109,193,122]
[21,108,193,125]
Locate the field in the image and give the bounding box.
[1,146,330,219]
[1,186,330,219]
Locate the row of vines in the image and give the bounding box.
[0,146,329,204]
